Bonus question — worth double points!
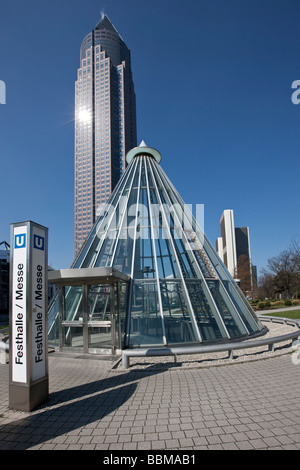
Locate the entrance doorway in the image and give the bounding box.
[48,267,129,355]
[87,284,115,354]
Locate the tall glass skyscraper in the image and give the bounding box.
[74,14,137,255]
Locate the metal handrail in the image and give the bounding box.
[1,316,300,366]
[0,341,9,352]
[122,315,300,368]
[0,327,9,353]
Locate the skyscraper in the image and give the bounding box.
[235,226,251,262]
[74,14,137,255]
[218,210,237,276]
[216,210,255,294]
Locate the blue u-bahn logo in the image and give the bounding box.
[14,233,26,249]
[34,235,44,251]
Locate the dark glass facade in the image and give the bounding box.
[75,15,137,255]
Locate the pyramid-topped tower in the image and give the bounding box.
[75,14,137,255]
[48,143,266,353]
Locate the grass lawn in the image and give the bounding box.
[263,309,300,320]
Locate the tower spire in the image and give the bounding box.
[95,13,122,39]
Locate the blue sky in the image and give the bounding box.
[0,0,299,276]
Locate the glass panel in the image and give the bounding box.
[48,294,59,347]
[200,236,262,333]
[112,283,121,350]
[123,159,138,192]
[149,188,160,226]
[119,282,128,348]
[88,326,111,350]
[113,230,133,275]
[185,280,227,341]
[111,193,129,231]
[126,188,138,226]
[171,230,197,279]
[63,286,83,322]
[131,160,141,189]
[146,159,155,187]
[157,212,197,279]
[133,235,156,279]
[222,281,258,334]
[154,227,178,279]
[112,169,140,273]
[62,326,83,349]
[94,230,118,267]
[88,285,110,321]
[81,231,105,268]
[160,281,198,344]
[140,159,147,187]
[207,280,248,338]
[87,284,112,350]
[129,281,164,347]
[138,187,150,226]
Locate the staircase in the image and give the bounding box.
[184,230,217,279]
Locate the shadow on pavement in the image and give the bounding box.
[0,365,164,450]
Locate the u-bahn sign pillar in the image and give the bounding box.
[9,221,49,411]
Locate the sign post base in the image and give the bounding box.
[9,377,49,412]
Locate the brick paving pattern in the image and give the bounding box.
[0,353,299,450]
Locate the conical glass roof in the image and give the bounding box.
[49,143,265,349]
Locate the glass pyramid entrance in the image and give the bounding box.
[48,142,266,352]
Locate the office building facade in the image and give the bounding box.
[235,226,251,261]
[74,14,137,255]
[215,237,224,263]
[216,211,255,294]
[219,210,237,276]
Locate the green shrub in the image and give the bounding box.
[265,301,271,308]
[285,299,292,306]
[258,302,266,309]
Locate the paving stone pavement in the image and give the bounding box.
[0,352,299,451]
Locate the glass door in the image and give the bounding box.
[58,282,122,355]
[61,285,84,350]
[87,284,115,354]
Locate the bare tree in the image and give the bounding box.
[258,239,300,299]
[258,270,276,299]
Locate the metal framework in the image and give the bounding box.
[48,143,266,354]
